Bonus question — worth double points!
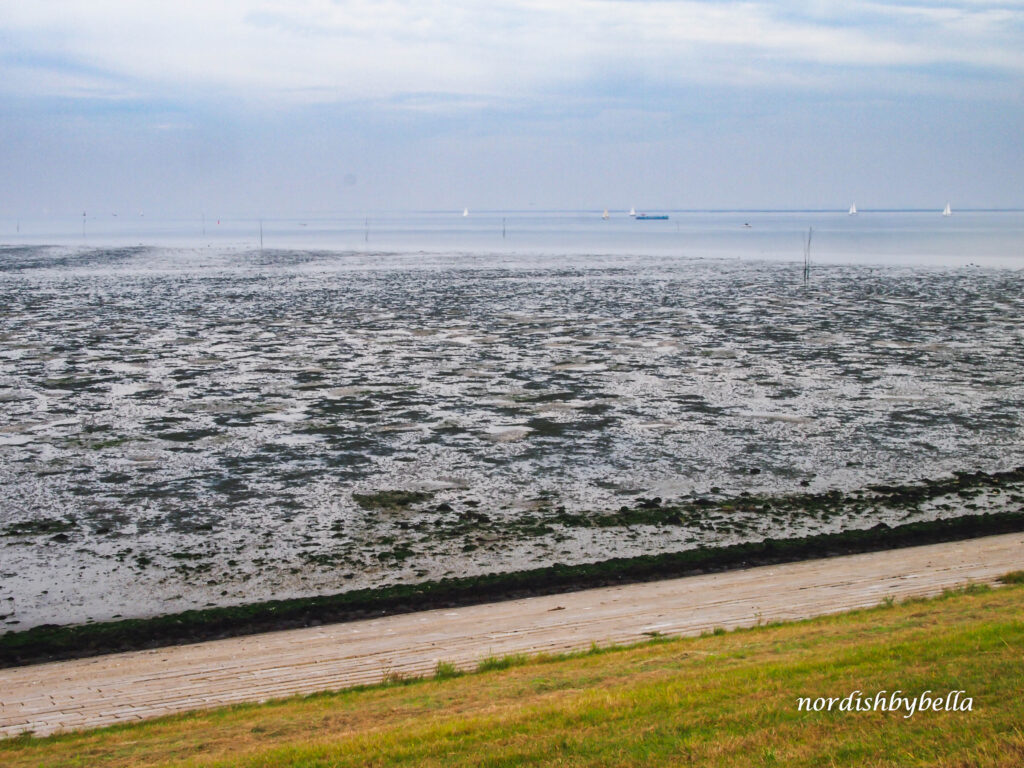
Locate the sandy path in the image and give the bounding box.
[2,532,1021,738]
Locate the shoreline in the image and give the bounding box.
[3,467,1023,668]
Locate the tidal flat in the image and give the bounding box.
[1,244,1023,629]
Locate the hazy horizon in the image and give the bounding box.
[4,206,1023,226]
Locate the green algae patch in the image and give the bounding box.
[352,490,435,511]
[2,518,77,537]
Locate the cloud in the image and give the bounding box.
[2,1,1022,106]
[2,1,1021,214]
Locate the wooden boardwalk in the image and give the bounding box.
[2,532,1021,738]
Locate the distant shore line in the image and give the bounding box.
[3,467,1023,668]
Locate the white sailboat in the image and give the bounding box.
[602,209,610,220]
[628,206,636,217]
[848,203,857,215]
[462,207,469,217]
[942,202,952,216]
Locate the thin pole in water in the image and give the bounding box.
[259,218,264,250]
[502,217,506,239]
[82,211,86,240]
[364,218,369,243]
[803,226,813,284]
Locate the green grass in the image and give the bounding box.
[476,653,530,673]
[3,580,1023,767]
[433,660,462,680]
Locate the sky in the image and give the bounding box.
[1,0,1023,217]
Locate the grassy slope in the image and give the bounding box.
[3,581,1023,768]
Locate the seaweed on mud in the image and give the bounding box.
[169,368,209,382]
[155,428,221,443]
[321,450,376,471]
[2,518,77,537]
[497,467,1024,537]
[517,389,578,403]
[42,375,120,392]
[352,490,435,511]
[302,550,351,567]
[377,545,416,563]
[310,397,374,416]
[525,416,616,437]
[209,476,248,497]
[212,411,265,428]
[169,551,206,561]
[675,395,725,415]
[120,480,199,502]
